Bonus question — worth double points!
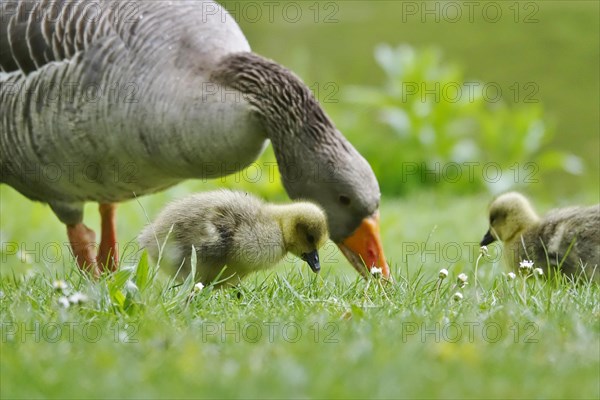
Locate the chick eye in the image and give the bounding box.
[490,213,499,225]
[339,195,351,206]
[307,234,315,244]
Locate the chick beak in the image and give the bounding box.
[480,229,496,246]
[338,212,391,279]
[302,250,321,273]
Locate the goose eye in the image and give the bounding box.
[307,234,315,244]
[339,195,351,206]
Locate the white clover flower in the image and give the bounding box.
[52,280,68,293]
[438,268,449,279]
[453,292,463,301]
[194,282,205,292]
[370,267,383,278]
[519,260,534,270]
[480,246,489,257]
[533,268,544,277]
[68,292,88,305]
[58,296,70,308]
[457,273,468,288]
[507,272,516,280]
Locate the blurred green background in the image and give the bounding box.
[225,0,599,199]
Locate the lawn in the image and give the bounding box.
[1,188,599,399]
[1,1,599,399]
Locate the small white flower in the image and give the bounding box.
[480,246,489,257]
[52,280,68,293]
[194,282,205,292]
[457,273,468,288]
[438,268,448,279]
[507,272,516,280]
[533,268,544,277]
[58,296,70,308]
[68,292,88,305]
[519,260,534,270]
[457,273,468,283]
[453,292,463,301]
[370,267,383,278]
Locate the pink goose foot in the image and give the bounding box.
[67,223,99,277]
[98,203,119,273]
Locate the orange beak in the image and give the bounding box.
[338,212,391,279]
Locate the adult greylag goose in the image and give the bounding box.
[481,192,599,281]
[138,190,329,285]
[0,1,389,278]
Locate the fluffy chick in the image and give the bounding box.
[481,192,599,281]
[139,190,329,285]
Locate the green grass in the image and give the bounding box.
[1,187,599,399]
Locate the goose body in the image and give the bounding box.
[1,1,262,206]
[138,190,328,285]
[481,192,599,281]
[1,1,389,278]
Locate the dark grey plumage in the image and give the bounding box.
[481,192,599,282]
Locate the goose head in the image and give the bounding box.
[481,192,540,246]
[212,52,389,279]
[272,202,329,273]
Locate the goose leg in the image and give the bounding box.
[66,223,99,277]
[51,202,99,276]
[98,203,119,272]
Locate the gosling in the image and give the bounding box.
[138,190,329,285]
[480,192,599,282]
